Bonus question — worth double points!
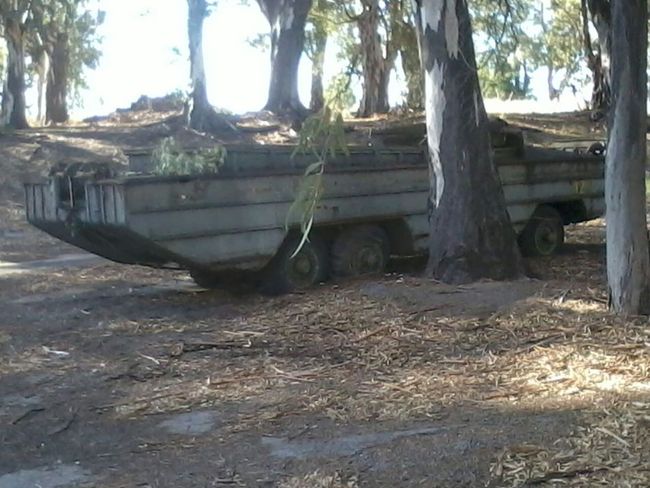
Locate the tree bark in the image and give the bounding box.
[357,0,390,117]
[309,17,327,112]
[1,15,29,129]
[33,47,49,123]
[400,22,423,110]
[188,0,210,128]
[187,0,231,132]
[46,33,70,124]
[547,64,560,101]
[257,0,312,118]
[585,0,611,110]
[605,0,650,315]
[413,0,523,284]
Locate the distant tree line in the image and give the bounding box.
[0,0,102,128]
[0,0,615,129]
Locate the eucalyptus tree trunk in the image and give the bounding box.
[584,0,611,110]
[187,0,231,132]
[400,23,423,110]
[357,0,390,117]
[188,0,210,129]
[413,0,523,284]
[46,33,70,124]
[35,48,49,123]
[309,20,327,112]
[257,0,312,118]
[605,0,650,315]
[2,15,29,129]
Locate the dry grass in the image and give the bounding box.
[45,224,644,486]
[93,266,650,422]
[5,216,650,488]
[491,403,650,487]
[279,471,359,488]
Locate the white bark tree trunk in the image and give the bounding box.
[606,0,650,315]
[188,0,209,126]
[187,0,231,132]
[413,0,523,284]
[36,49,49,123]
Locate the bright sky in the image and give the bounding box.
[68,1,314,118]
[57,0,586,120]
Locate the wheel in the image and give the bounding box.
[331,225,390,278]
[260,235,329,295]
[519,205,565,257]
[588,142,606,156]
[189,269,221,289]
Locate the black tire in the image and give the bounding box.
[260,235,329,295]
[331,225,390,278]
[519,205,565,257]
[189,269,221,289]
[588,142,606,156]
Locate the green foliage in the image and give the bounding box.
[67,4,104,105]
[293,106,348,159]
[472,0,536,99]
[246,32,270,52]
[24,0,104,108]
[286,107,348,255]
[305,0,337,59]
[532,0,586,96]
[471,0,587,100]
[151,137,227,176]
[324,72,356,113]
[388,1,422,109]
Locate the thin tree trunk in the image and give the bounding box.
[547,64,560,101]
[187,0,231,132]
[36,49,49,123]
[414,0,523,284]
[606,0,650,315]
[2,16,29,129]
[357,0,390,117]
[188,0,210,128]
[46,33,70,124]
[586,0,611,110]
[400,21,423,110]
[256,0,283,62]
[309,22,327,112]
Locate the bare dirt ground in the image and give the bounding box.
[2,110,650,487]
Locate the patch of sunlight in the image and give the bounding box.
[553,298,605,314]
[522,345,650,399]
[484,98,582,114]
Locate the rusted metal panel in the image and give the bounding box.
[501,179,604,205]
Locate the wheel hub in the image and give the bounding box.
[356,245,383,273]
[535,222,558,254]
[288,250,317,287]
